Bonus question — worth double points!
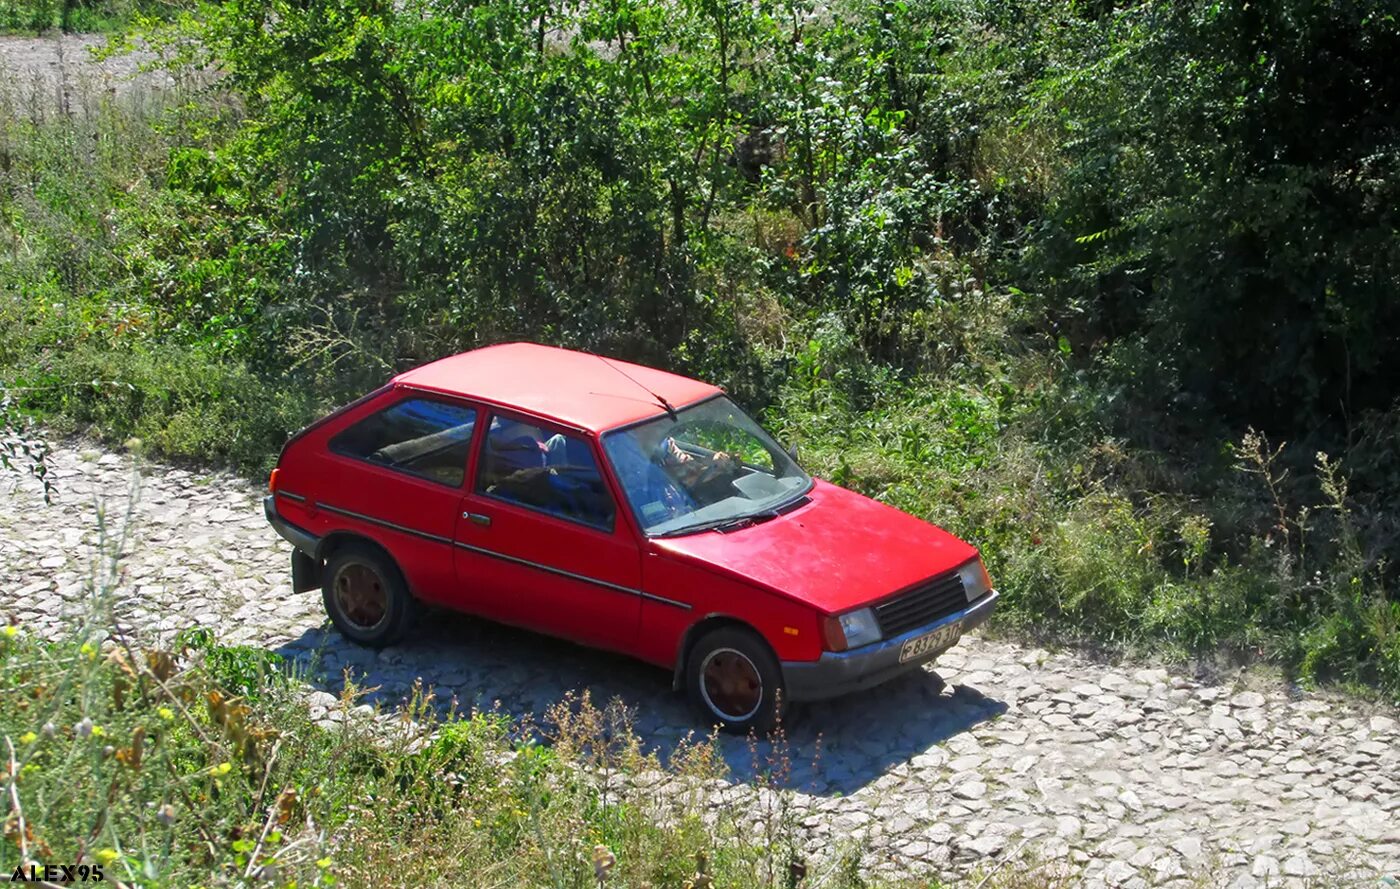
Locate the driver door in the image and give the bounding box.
[453,413,642,652]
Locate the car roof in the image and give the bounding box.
[391,342,723,433]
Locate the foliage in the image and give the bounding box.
[0,0,182,33]
[1018,0,1400,434]
[0,392,52,502]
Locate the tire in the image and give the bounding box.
[685,626,786,735]
[321,542,419,648]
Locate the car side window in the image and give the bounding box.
[477,417,616,531]
[329,398,477,487]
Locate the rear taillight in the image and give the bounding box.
[268,468,281,493]
[821,616,848,652]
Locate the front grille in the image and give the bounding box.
[873,572,968,637]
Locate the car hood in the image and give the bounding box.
[651,479,978,614]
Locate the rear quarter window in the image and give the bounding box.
[329,397,478,487]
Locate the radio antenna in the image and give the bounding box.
[597,354,678,420]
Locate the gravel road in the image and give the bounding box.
[2,442,1398,888]
[0,31,174,105]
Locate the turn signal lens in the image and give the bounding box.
[268,468,280,493]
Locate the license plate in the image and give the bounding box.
[898,620,963,663]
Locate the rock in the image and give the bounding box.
[1101,861,1138,887]
[1229,691,1266,710]
[1281,853,1316,877]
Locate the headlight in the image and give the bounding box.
[821,607,882,651]
[958,557,993,601]
[836,607,882,650]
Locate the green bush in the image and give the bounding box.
[12,341,320,473]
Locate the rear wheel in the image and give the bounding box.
[685,626,785,735]
[321,543,418,648]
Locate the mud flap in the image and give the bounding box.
[291,548,322,593]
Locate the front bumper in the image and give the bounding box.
[782,589,998,702]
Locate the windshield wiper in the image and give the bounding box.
[655,508,785,538]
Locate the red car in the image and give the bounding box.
[264,344,997,732]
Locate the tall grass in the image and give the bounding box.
[0,0,183,34]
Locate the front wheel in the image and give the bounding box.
[685,627,785,735]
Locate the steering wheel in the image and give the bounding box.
[654,420,768,474]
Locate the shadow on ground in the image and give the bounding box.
[272,609,1005,797]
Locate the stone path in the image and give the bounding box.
[2,442,1398,888]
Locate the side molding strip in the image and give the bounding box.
[452,541,642,597]
[316,501,692,611]
[641,592,693,611]
[316,503,454,545]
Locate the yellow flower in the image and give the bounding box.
[157,707,175,721]
[90,725,106,739]
[18,732,37,745]
[80,642,97,660]
[2,625,18,639]
[214,762,232,776]
[95,848,119,866]
[316,858,331,869]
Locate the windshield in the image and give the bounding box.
[602,396,812,536]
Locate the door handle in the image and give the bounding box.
[462,511,492,527]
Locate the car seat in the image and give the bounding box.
[485,432,545,487]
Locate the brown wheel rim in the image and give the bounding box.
[333,562,389,632]
[699,648,763,721]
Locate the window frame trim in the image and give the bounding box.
[326,392,483,491]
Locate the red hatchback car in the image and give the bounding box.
[264,343,997,732]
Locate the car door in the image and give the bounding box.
[453,411,642,652]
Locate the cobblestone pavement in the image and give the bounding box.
[2,443,1398,888]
